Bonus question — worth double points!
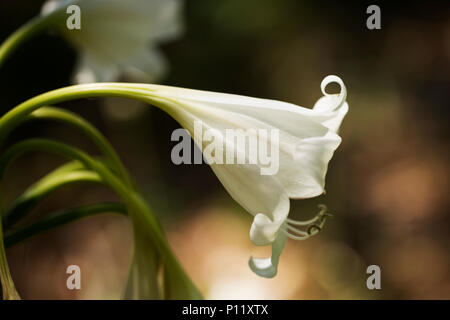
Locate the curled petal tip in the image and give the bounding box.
[248,257,277,278]
[321,75,345,96]
[248,232,286,278]
[250,213,282,246]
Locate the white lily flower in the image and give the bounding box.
[140,75,348,278]
[41,0,183,83]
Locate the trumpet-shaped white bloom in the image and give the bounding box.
[139,75,348,278]
[42,0,183,83]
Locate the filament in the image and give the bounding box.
[281,228,310,240]
[286,224,309,236]
[281,205,332,241]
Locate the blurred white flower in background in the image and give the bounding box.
[42,0,183,83]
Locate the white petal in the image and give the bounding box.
[122,48,169,83]
[313,75,348,132]
[210,162,290,246]
[249,232,286,278]
[167,106,290,246]
[72,54,119,83]
[276,130,342,198]
[157,90,343,198]
[43,0,183,82]
[146,81,343,138]
[41,0,66,14]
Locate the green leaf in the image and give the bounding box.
[3,163,102,229]
[4,202,126,248]
[26,107,133,187]
[124,221,161,299]
[0,138,201,299]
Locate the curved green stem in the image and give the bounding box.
[0,83,203,299]
[1,105,134,227]
[0,223,19,299]
[26,107,133,188]
[0,138,201,299]
[4,202,126,248]
[0,139,160,245]
[2,163,102,229]
[0,4,64,70]
[2,158,161,299]
[0,17,45,69]
[0,83,170,146]
[1,158,154,299]
[0,84,165,300]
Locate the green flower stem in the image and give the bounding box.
[0,83,172,146]
[26,107,133,188]
[1,157,153,298]
[4,202,126,248]
[0,84,161,299]
[2,157,161,299]
[1,105,134,227]
[0,83,203,299]
[1,159,124,236]
[0,224,19,299]
[2,164,103,229]
[0,138,201,299]
[0,5,63,69]
[0,18,45,69]
[0,161,87,299]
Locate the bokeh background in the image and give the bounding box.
[0,0,449,299]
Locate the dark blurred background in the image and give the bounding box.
[0,0,449,299]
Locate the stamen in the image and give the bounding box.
[282,205,333,241]
[286,204,330,226]
[286,224,309,236]
[307,224,322,236]
[281,228,310,240]
[286,216,319,226]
